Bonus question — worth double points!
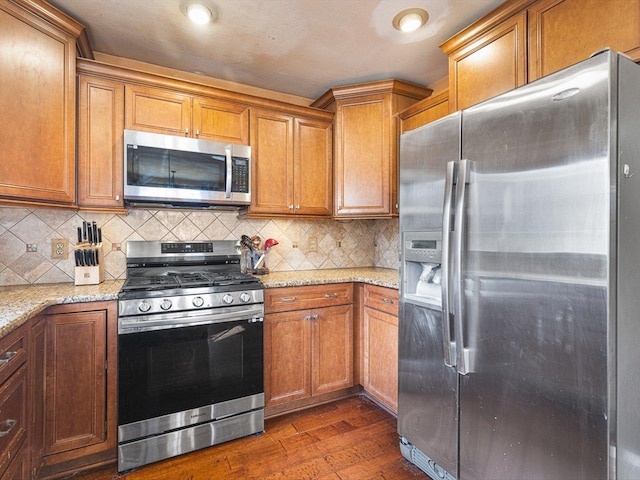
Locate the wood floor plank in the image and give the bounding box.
[64,397,429,480]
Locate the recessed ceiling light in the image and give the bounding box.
[186,3,213,24]
[393,8,429,33]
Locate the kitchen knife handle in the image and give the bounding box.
[77,227,83,244]
[441,160,457,368]
[453,159,471,375]
[92,221,98,245]
[224,147,232,199]
[82,221,87,241]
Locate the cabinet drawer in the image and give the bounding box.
[265,283,353,313]
[0,326,27,386]
[363,284,398,316]
[0,366,27,478]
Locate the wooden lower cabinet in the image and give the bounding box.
[3,443,29,480]
[0,324,28,479]
[264,284,354,412]
[29,316,46,479]
[362,285,399,413]
[39,301,117,479]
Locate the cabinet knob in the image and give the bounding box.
[288,204,294,210]
[115,194,121,201]
[324,293,339,298]
[281,296,297,302]
[295,205,300,209]
[196,129,200,136]
[305,315,311,321]
[382,298,395,304]
[312,314,319,320]
[185,128,189,136]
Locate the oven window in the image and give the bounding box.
[127,145,226,191]
[118,320,263,426]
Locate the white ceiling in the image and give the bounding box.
[48,0,504,100]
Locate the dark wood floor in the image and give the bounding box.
[64,396,429,480]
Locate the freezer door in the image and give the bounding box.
[398,302,458,478]
[457,53,612,479]
[399,113,460,232]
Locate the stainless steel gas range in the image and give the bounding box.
[117,240,264,472]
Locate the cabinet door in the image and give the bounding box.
[400,91,450,133]
[334,95,391,217]
[312,305,353,395]
[249,109,294,215]
[45,309,107,454]
[0,3,76,205]
[448,12,527,111]
[77,75,125,210]
[0,365,27,479]
[528,0,640,81]
[29,317,46,480]
[3,444,28,480]
[294,117,333,216]
[125,84,191,136]
[264,310,311,406]
[193,96,249,144]
[363,306,398,412]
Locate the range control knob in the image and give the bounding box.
[192,296,205,308]
[138,300,152,313]
[239,292,252,303]
[222,294,234,304]
[160,298,173,310]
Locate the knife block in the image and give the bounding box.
[74,244,104,286]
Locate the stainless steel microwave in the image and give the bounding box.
[123,130,251,208]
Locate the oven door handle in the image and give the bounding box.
[118,305,264,334]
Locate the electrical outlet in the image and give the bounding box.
[26,244,37,252]
[308,236,317,252]
[292,242,298,249]
[112,243,122,251]
[51,238,69,259]
[336,241,342,248]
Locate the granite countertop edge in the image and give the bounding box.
[0,267,399,338]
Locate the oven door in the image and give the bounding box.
[117,315,263,437]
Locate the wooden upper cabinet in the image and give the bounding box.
[443,10,527,111]
[249,109,294,215]
[441,0,640,112]
[249,108,333,217]
[294,117,332,216]
[0,0,85,207]
[313,80,431,219]
[125,84,249,143]
[192,96,249,144]
[528,0,640,81]
[77,74,125,211]
[125,84,191,136]
[399,90,450,133]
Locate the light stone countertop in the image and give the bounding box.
[256,267,399,289]
[0,267,398,338]
[0,280,124,337]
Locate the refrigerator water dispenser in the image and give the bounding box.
[402,231,442,309]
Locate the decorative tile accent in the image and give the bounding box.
[0,206,400,285]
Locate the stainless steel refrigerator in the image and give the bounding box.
[397,50,640,480]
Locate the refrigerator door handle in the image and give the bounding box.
[441,160,457,367]
[454,158,471,375]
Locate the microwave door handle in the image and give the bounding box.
[225,147,232,198]
[441,160,457,368]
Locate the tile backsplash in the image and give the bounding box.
[0,206,399,285]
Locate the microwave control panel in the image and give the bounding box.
[231,157,250,193]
